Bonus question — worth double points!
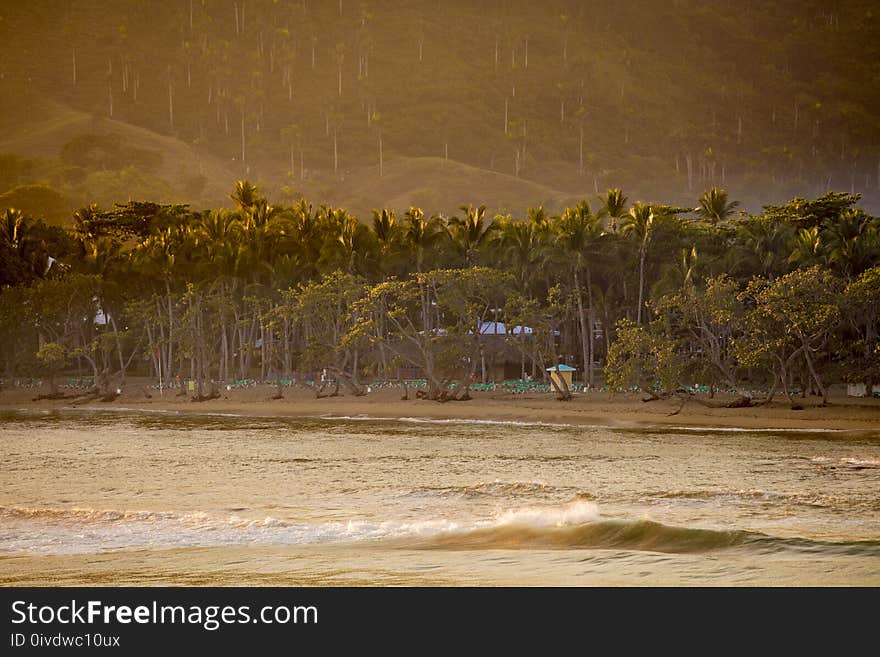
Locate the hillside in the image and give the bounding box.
[1,0,879,215]
[282,155,578,219]
[0,96,577,220]
[0,98,239,219]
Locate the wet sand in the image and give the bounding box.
[2,382,878,432]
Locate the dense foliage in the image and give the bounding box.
[1,185,877,402]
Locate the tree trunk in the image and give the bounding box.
[637,245,646,325]
[573,269,589,385]
[220,303,229,383]
[586,266,595,387]
[802,346,828,405]
[109,314,126,387]
[165,284,175,380]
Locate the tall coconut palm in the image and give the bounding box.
[497,211,551,294]
[696,187,740,225]
[229,180,263,212]
[620,202,654,325]
[598,188,628,233]
[448,204,495,267]
[276,198,321,279]
[554,200,604,385]
[317,207,367,274]
[402,207,443,274]
[370,208,402,278]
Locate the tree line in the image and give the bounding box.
[0,184,877,404]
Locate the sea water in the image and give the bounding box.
[1,410,878,585]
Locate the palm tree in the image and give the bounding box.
[71,204,103,246]
[192,210,245,383]
[318,207,367,274]
[696,187,740,225]
[732,216,794,279]
[274,198,321,279]
[788,226,822,268]
[598,188,628,233]
[194,210,244,279]
[370,208,402,278]
[402,207,443,274]
[823,209,879,278]
[448,204,495,267]
[554,200,604,385]
[497,210,551,294]
[620,202,654,325]
[229,180,263,212]
[1,208,49,284]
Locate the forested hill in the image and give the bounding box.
[2,0,879,219]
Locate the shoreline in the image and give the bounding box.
[2,384,879,433]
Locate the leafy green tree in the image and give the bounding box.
[841,266,880,392]
[358,267,511,400]
[503,286,573,399]
[737,267,843,405]
[35,342,68,397]
[654,274,745,395]
[605,318,684,399]
[277,271,369,395]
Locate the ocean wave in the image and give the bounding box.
[2,500,877,557]
[810,456,880,469]
[418,517,750,553]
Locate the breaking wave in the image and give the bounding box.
[2,500,877,557]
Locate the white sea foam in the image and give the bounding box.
[321,415,579,429]
[495,500,601,527]
[0,499,601,555]
[662,425,859,434]
[811,456,880,468]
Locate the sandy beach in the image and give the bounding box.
[4,380,880,588]
[2,381,878,432]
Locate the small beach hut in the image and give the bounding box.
[546,364,576,390]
